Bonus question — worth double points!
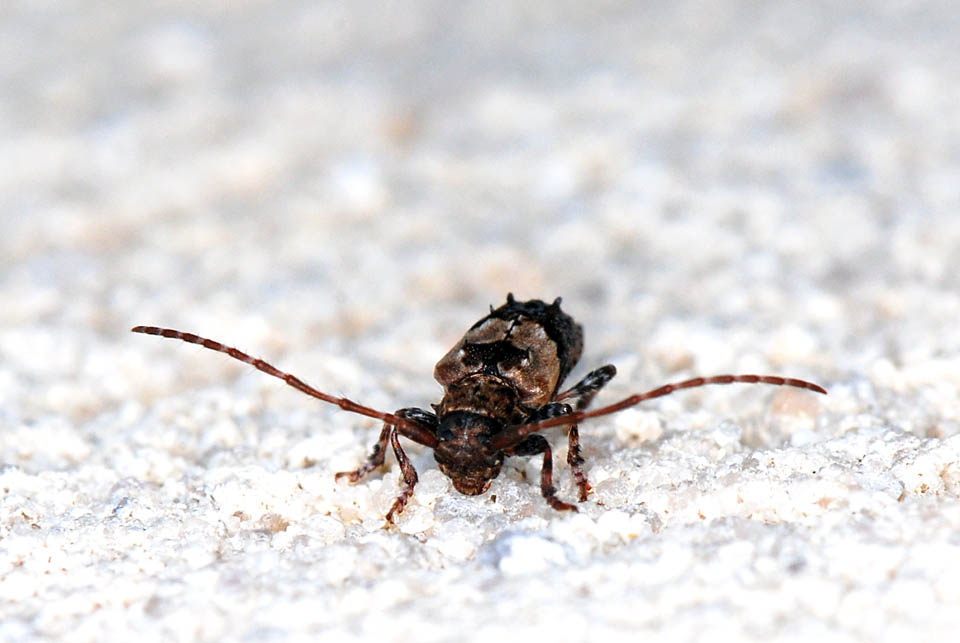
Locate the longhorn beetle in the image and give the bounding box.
[132,294,826,522]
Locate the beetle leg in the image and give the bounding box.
[566,424,590,501]
[335,407,436,485]
[532,403,590,502]
[497,366,616,503]
[562,369,616,501]
[335,422,391,484]
[385,427,419,523]
[507,434,577,512]
[555,364,617,409]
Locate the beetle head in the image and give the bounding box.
[433,412,504,495]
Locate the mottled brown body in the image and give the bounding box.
[430,295,586,500]
[132,294,827,523]
[435,295,583,410]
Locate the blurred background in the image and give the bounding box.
[4,0,958,408]
[2,1,959,640]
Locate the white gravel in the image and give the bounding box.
[2,1,960,642]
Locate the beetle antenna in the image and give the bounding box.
[491,374,826,450]
[130,326,437,446]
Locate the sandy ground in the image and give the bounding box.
[2,1,960,641]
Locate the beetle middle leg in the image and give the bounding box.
[551,365,617,500]
[507,434,578,512]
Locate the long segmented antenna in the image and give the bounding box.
[490,374,826,450]
[130,326,438,447]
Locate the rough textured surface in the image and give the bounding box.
[2,1,959,641]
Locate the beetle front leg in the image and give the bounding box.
[507,434,577,513]
[385,428,419,523]
[335,406,436,485]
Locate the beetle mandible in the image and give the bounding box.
[132,294,826,522]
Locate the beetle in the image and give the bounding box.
[132,294,826,522]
